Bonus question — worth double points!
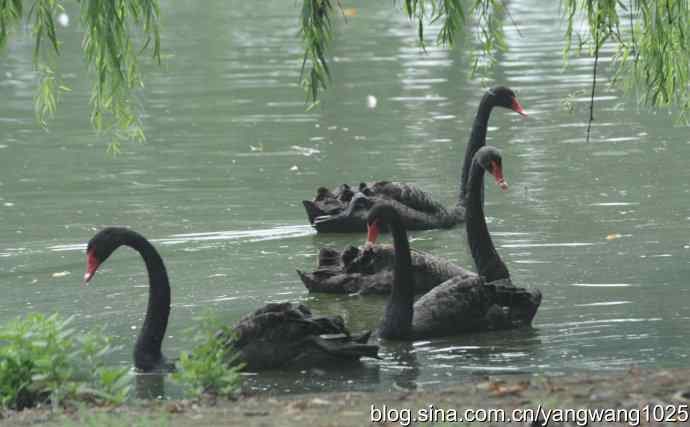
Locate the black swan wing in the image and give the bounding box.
[298,244,473,295]
[230,302,378,369]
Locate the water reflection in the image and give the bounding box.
[135,373,167,400]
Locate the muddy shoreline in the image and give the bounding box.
[3,368,690,426]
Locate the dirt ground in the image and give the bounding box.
[3,368,690,426]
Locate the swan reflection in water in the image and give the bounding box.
[134,372,166,400]
[132,326,542,398]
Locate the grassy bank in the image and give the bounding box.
[3,368,690,426]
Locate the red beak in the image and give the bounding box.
[490,161,509,192]
[366,221,380,246]
[511,97,528,117]
[83,251,100,285]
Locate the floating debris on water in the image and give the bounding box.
[51,271,71,278]
[342,8,357,17]
[57,13,70,27]
[290,145,320,156]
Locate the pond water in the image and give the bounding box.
[1,0,689,396]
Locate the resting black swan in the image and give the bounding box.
[367,147,541,339]
[297,244,474,295]
[303,86,527,233]
[82,228,379,372]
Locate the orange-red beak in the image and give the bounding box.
[83,251,100,285]
[511,97,528,117]
[366,220,380,246]
[490,161,509,192]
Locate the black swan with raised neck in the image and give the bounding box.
[82,228,379,372]
[367,147,541,339]
[303,86,527,233]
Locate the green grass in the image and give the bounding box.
[0,313,131,411]
[0,311,245,418]
[171,312,244,398]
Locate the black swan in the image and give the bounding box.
[367,147,541,339]
[303,86,527,233]
[297,244,474,295]
[82,228,379,372]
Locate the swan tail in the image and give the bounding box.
[296,269,319,292]
[490,284,542,325]
[304,184,356,224]
[302,200,323,224]
[351,330,372,343]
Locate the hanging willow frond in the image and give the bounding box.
[470,0,506,76]
[299,0,334,108]
[0,0,161,149]
[631,0,689,120]
[80,0,161,150]
[299,0,508,105]
[564,0,689,122]
[301,0,689,121]
[0,0,23,50]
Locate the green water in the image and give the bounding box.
[1,0,689,394]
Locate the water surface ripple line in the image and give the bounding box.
[45,224,315,253]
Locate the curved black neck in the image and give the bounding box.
[379,216,415,339]
[465,160,510,283]
[459,93,494,205]
[121,231,170,370]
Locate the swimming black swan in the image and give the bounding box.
[297,244,474,295]
[303,86,527,233]
[82,228,379,372]
[367,147,541,339]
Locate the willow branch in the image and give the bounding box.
[586,16,601,143]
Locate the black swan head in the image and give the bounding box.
[84,227,129,283]
[486,86,527,117]
[365,203,402,245]
[474,146,509,191]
